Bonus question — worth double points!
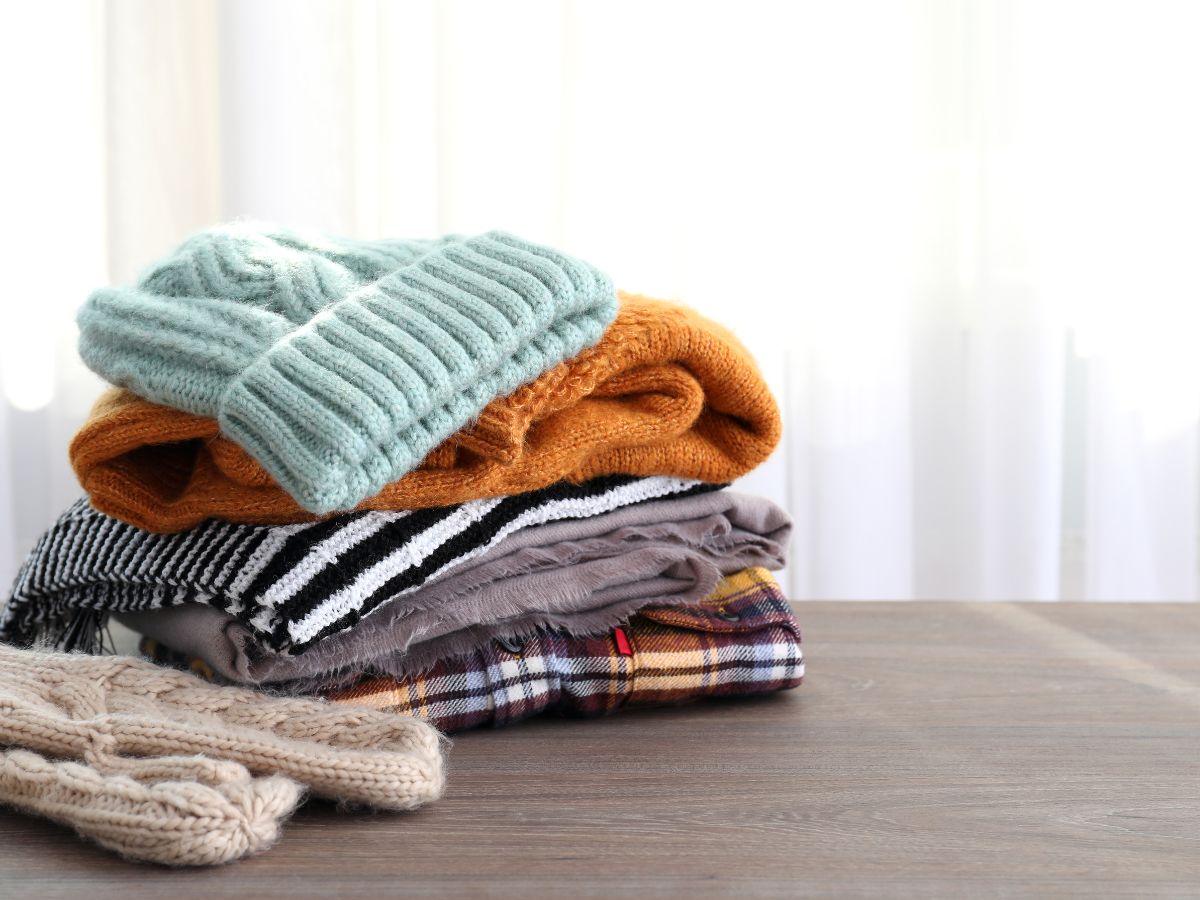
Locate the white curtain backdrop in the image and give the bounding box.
[2,0,1198,601]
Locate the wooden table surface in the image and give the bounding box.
[1,602,1197,898]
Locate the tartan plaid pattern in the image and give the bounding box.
[139,567,802,733]
[327,566,802,731]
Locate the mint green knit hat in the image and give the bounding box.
[77,223,617,514]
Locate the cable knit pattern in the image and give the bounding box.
[0,750,302,866]
[0,644,445,865]
[77,223,617,514]
[71,294,780,532]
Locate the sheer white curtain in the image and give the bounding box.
[2,0,1198,601]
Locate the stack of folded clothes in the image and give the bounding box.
[2,224,803,734]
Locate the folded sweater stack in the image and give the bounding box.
[3,223,802,737]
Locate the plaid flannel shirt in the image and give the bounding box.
[141,567,803,734]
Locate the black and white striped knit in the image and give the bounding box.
[3,475,717,655]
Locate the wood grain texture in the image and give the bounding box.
[1,602,1197,898]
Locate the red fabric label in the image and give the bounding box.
[613,627,633,656]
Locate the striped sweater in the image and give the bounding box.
[3,475,717,655]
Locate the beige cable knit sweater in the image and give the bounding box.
[0,645,445,865]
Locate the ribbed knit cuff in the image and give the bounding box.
[217,232,616,513]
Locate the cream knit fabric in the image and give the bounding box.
[0,645,445,866]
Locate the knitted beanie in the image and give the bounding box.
[77,223,617,514]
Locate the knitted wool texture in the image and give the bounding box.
[77,223,617,514]
[0,644,445,866]
[72,293,781,532]
[0,750,301,866]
